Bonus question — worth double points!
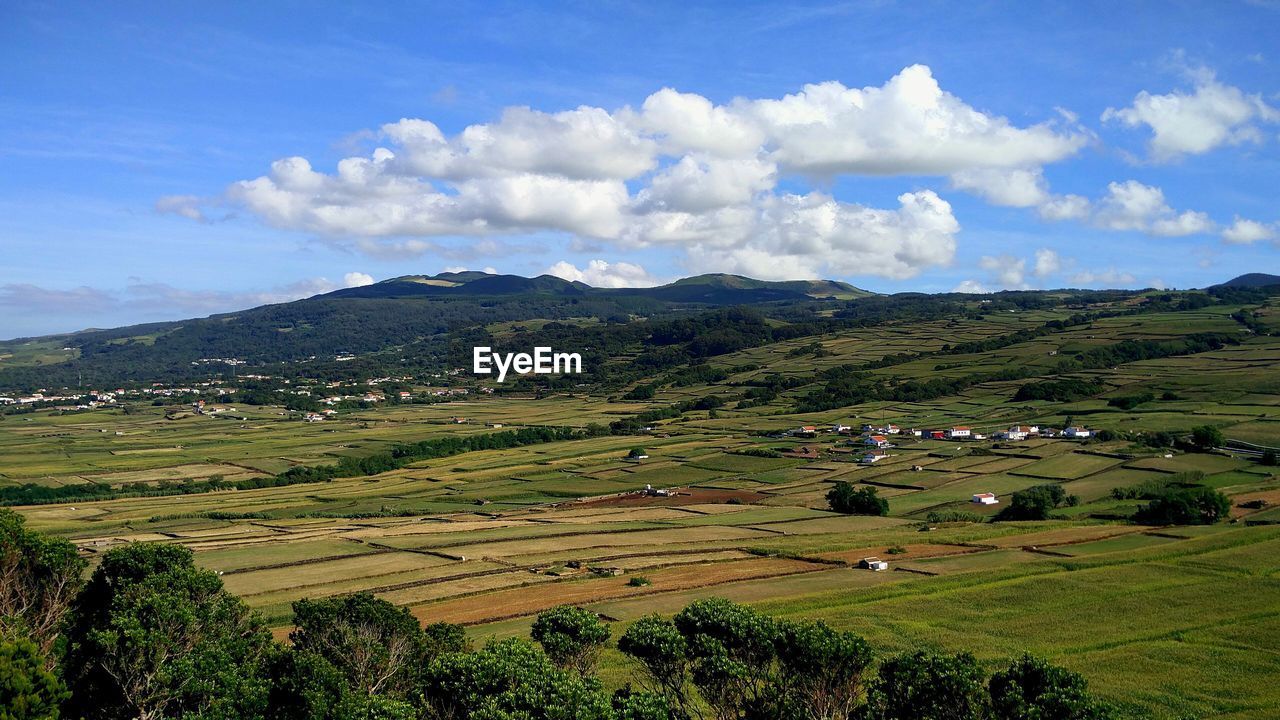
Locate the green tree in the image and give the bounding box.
[826,483,888,516]
[61,543,273,720]
[774,620,873,720]
[0,635,66,720]
[1191,425,1224,450]
[531,606,612,676]
[291,593,430,697]
[990,655,1115,720]
[863,651,988,720]
[673,598,779,720]
[1261,449,1277,467]
[423,621,469,658]
[1134,486,1231,525]
[270,595,465,720]
[997,484,1070,521]
[617,616,694,719]
[0,510,86,663]
[420,638,620,720]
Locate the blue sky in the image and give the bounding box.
[2,1,1278,338]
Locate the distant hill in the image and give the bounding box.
[635,274,870,303]
[1213,273,1280,288]
[330,271,871,303]
[0,271,872,388]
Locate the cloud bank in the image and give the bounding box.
[178,65,1097,281]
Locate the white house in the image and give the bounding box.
[972,492,999,505]
[862,449,888,464]
[946,427,972,439]
[832,423,853,433]
[864,435,891,448]
[858,557,889,571]
[1063,426,1092,438]
[1003,427,1029,441]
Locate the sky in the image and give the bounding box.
[2,1,1279,338]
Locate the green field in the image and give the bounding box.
[6,293,1280,718]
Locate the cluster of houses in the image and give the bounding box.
[0,390,111,408]
[993,424,1093,440]
[786,420,1094,466]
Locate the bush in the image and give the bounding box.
[998,484,1072,521]
[623,385,656,401]
[925,510,985,524]
[865,651,988,720]
[628,577,651,587]
[826,482,889,516]
[1134,486,1231,525]
[733,448,783,458]
[0,635,66,720]
[1013,379,1104,403]
[1262,449,1277,467]
[1191,425,1224,450]
[990,654,1116,720]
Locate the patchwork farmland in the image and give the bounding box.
[4,291,1280,718]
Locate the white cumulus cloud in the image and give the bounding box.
[544,259,660,288]
[343,272,375,287]
[951,280,991,294]
[1221,216,1278,245]
[747,65,1086,176]
[1033,249,1062,277]
[1092,180,1215,237]
[1068,269,1137,287]
[949,167,1050,208]
[181,66,1095,281]
[1103,68,1280,162]
[979,254,1029,289]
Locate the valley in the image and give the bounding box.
[3,275,1279,718]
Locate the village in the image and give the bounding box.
[784,421,1094,465]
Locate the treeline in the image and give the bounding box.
[1,511,1117,720]
[1014,379,1106,402]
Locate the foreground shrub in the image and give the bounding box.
[61,543,273,720]
[0,510,86,661]
[420,638,625,720]
[531,606,611,676]
[990,654,1116,720]
[863,651,988,720]
[0,635,65,720]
